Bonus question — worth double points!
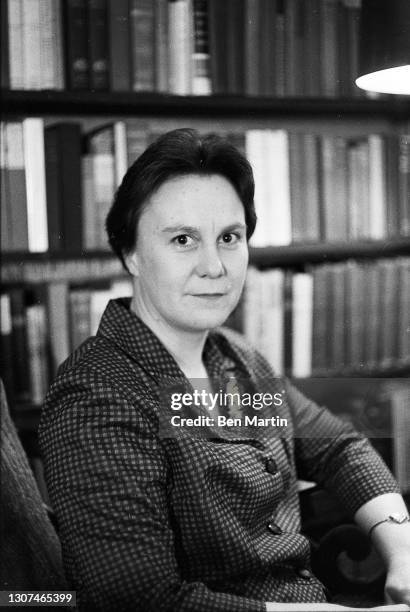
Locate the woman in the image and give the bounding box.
[39,128,410,611]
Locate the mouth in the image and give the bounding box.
[192,293,227,299]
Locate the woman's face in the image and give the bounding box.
[127,174,249,334]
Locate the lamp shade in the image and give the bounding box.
[355,0,410,95]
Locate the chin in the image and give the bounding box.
[181,309,230,332]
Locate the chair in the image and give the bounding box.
[0,379,67,591]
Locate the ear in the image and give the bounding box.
[125,251,140,277]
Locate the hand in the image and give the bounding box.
[384,556,410,606]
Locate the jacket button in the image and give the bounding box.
[266,458,278,474]
[267,522,282,535]
[297,568,312,580]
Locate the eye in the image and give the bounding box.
[172,234,194,247]
[220,232,241,245]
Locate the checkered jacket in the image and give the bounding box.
[39,298,399,611]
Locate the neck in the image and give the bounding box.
[130,293,208,378]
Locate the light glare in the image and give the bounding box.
[355,65,410,95]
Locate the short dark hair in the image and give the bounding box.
[106,128,256,271]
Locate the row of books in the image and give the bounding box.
[237,258,410,377]
[2,0,363,98]
[2,119,409,253]
[0,278,133,405]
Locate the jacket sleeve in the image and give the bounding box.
[284,379,400,515]
[39,370,266,612]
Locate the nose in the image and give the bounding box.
[196,244,225,278]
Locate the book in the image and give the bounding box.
[22,0,41,89]
[69,288,91,350]
[25,289,49,405]
[168,0,193,94]
[192,0,211,94]
[154,0,168,92]
[108,0,131,91]
[303,0,321,97]
[266,130,292,245]
[0,293,15,403]
[22,118,48,252]
[259,0,276,97]
[39,0,57,89]
[1,0,10,88]
[83,124,115,250]
[398,134,410,236]
[88,0,109,90]
[64,0,89,90]
[291,272,313,377]
[320,135,348,242]
[8,288,30,401]
[130,0,155,92]
[7,0,24,88]
[319,0,339,97]
[44,122,83,252]
[46,281,70,375]
[0,123,11,251]
[368,134,387,239]
[259,269,285,376]
[244,0,260,96]
[391,384,410,493]
[5,121,29,251]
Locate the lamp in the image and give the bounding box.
[355,0,410,95]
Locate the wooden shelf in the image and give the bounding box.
[250,238,410,268]
[1,89,410,119]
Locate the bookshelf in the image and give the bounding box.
[1,0,409,468]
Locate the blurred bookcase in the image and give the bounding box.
[1,0,409,490]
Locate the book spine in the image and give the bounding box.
[69,289,91,350]
[168,0,193,94]
[113,121,128,187]
[398,134,410,236]
[88,0,109,90]
[266,130,292,246]
[244,0,259,96]
[291,272,313,377]
[368,134,387,239]
[9,288,31,400]
[64,0,89,90]
[259,0,276,97]
[108,0,131,91]
[0,123,12,251]
[289,132,305,243]
[25,294,49,404]
[81,154,98,250]
[5,121,29,251]
[319,0,338,97]
[303,0,321,97]
[1,0,10,88]
[46,281,70,375]
[44,125,64,251]
[22,0,42,89]
[126,122,148,167]
[22,118,48,252]
[7,0,24,88]
[52,0,65,89]
[384,134,399,237]
[0,293,15,403]
[130,0,155,92]
[39,0,55,89]
[284,0,297,96]
[58,123,83,251]
[226,0,245,95]
[154,0,168,92]
[192,0,211,94]
[275,0,285,97]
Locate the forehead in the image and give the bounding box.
[141,174,245,227]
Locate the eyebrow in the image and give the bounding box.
[161,223,246,234]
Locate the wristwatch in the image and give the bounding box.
[368,512,410,538]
